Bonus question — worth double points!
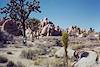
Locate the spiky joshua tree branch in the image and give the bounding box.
[0,0,41,45]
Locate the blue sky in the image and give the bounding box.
[0,0,100,32]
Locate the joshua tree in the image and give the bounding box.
[62,32,69,67]
[0,0,41,45]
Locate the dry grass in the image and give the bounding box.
[69,44,85,50]
[20,49,36,60]
[7,61,25,67]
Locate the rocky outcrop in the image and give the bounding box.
[0,31,14,47]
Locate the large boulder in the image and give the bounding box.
[0,31,14,47]
[55,47,65,58]
[1,19,19,36]
[55,47,75,59]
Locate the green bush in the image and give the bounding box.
[61,32,69,67]
[62,32,68,48]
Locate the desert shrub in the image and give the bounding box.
[71,44,85,50]
[34,59,43,65]
[49,58,64,67]
[14,45,22,48]
[0,55,8,63]
[83,32,88,37]
[0,41,5,48]
[15,61,25,67]
[20,49,37,60]
[34,58,49,67]
[7,61,15,67]
[7,61,25,67]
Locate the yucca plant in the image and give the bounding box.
[61,32,69,67]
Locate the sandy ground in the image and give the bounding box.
[0,36,100,67]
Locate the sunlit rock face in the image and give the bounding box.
[1,19,18,35]
[0,19,22,36]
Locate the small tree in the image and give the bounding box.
[61,32,69,67]
[0,0,41,45]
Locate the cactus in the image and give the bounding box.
[61,32,69,67]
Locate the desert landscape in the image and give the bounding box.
[0,0,100,67]
[0,35,100,67]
